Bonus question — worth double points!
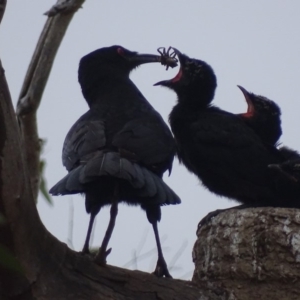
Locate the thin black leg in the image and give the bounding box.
[82,211,97,254]
[152,221,172,278]
[95,182,119,265]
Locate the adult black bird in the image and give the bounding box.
[49,45,180,278]
[237,86,282,146]
[155,47,300,213]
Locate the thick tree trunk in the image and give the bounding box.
[193,207,300,300]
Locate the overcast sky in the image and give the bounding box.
[2,1,300,279]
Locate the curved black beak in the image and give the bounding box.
[237,85,253,107]
[126,52,178,69]
[237,85,250,97]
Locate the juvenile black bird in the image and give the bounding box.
[237,86,282,146]
[236,86,300,186]
[50,46,180,278]
[155,48,300,210]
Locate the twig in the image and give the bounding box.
[16,0,85,202]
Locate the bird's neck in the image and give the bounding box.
[84,77,136,107]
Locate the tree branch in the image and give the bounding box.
[16,0,85,202]
[0,0,6,24]
[0,58,38,299]
[193,207,300,299]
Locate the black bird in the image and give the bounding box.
[50,45,180,277]
[155,48,300,213]
[236,86,300,186]
[237,86,282,146]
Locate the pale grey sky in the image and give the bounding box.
[2,1,300,279]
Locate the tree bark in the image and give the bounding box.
[16,0,85,202]
[193,207,300,300]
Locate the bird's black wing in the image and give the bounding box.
[51,111,180,206]
[62,111,106,171]
[112,115,175,174]
[183,112,280,181]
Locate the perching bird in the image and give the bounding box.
[49,45,180,278]
[236,86,300,187]
[236,85,282,146]
[155,47,300,212]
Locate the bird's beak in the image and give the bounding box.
[154,47,184,87]
[126,53,178,68]
[237,85,254,116]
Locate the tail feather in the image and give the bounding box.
[50,151,181,206]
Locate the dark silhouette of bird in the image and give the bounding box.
[236,86,300,189]
[155,48,300,220]
[49,45,180,278]
[236,85,282,146]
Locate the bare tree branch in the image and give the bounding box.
[16,0,85,202]
[0,0,6,24]
[0,58,39,299]
[44,0,83,16]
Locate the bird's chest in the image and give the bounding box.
[170,111,200,163]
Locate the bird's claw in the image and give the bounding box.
[157,47,177,70]
[94,247,112,266]
[152,257,172,278]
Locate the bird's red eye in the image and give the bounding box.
[117,48,125,56]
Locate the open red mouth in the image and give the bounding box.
[237,85,255,118]
[171,68,183,82]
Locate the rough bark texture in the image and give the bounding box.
[16,0,85,202]
[193,207,300,300]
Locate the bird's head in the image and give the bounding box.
[237,85,281,119]
[78,45,177,105]
[154,47,217,107]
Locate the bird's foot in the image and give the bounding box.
[152,257,172,278]
[81,245,90,255]
[94,247,112,266]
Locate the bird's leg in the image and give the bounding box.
[152,221,172,278]
[198,204,257,228]
[82,211,97,254]
[94,182,119,266]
